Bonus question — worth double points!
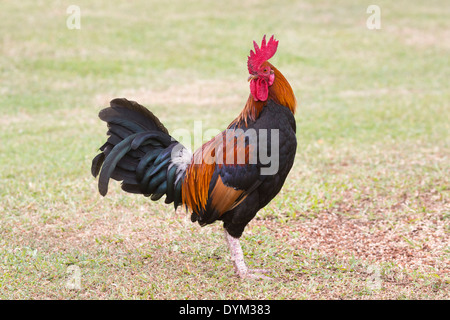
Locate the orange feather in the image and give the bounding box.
[209,175,246,216]
[181,129,254,213]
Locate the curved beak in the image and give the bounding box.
[247,74,258,82]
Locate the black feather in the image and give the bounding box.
[151,181,167,201]
[106,134,122,146]
[141,170,166,195]
[121,183,142,194]
[98,134,137,196]
[131,131,172,150]
[165,165,177,203]
[117,155,139,172]
[146,157,171,180]
[127,148,146,159]
[110,168,139,185]
[109,118,145,134]
[91,153,105,177]
[150,150,168,168]
[102,98,169,134]
[107,124,134,140]
[136,149,161,180]
[173,179,183,209]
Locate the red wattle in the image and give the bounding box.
[250,78,269,101]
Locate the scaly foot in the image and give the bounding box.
[224,229,272,280]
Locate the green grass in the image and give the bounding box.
[0,0,449,299]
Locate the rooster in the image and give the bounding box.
[91,35,297,279]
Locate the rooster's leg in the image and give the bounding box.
[224,229,272,280]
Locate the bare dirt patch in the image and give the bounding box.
[286,213,448,274]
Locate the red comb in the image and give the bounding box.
[247,35,279,74]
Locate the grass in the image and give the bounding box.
[0,0,449,299]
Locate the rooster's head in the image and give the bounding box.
[247,35,279,102]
